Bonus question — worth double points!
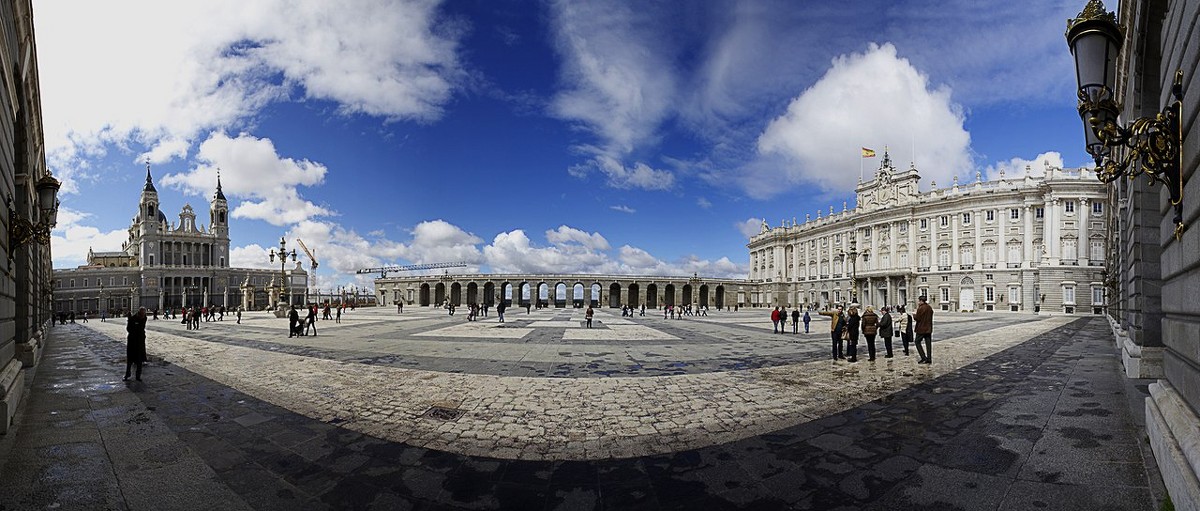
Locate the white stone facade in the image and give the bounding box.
[747,152,1109,313]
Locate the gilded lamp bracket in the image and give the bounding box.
[1086,70,1185,239]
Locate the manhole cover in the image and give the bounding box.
[421,406,464,421]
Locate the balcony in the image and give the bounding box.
[960,264,975,270]
[982,263,997,269]
[1007,263,1021,269]
[938,266,952,271]
[833,273,843,278]
[917,267,930,272]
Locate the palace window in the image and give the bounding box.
[918,250,930,268]
[1011,208,1020,219]
[1008,286,1020,303]
[960,246,974,265]
[942,276,949,282]
[1065,201,1075,214]
[1092,287,1104,304]
[983,245,997,264]
[109,277,115,286]
[123,277,128,285]
[899,223,907,234]
[962,213,971,225]
[863,227,872,237]
[938,248,951,267]
[940,287,950,302]
[940,216,949,227]
[1090,240,1104,261]
[899,252,908,267]
[1092,202,1103,215]
[1063,285,1076,305]
[985,287,995,301]
[920,219,928,230]
[1063,239,1077,261]
[1008,245,1022,262]
[985,274,994,281]
[1035,207,1044,219]
[70,279,75,288]
[986,210,995,222]
[83,279,88,287]
[921,277,928,283]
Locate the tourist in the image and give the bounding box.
[236,306,242,325]
[802,310,811,333]
[124,308,148,382]
[896,305,913,356]
[664,306,669,319]
[397,302,402,314]
[288,305,300,337]
[771,307,781,333]
[878,305,894,358]
[861,306,879,361]
[497,301,506,323]
[914,296,934,364]
[81,311,88,323]
[585,306,594,328]
[791,308,799,334]
[818,306,846,360]
[305,305,318,336]
[640,304,646,316]
[846,307,861,362]
[335,305,342,324]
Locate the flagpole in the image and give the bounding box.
[860,151,864,182]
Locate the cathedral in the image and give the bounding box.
[51,165,306,314]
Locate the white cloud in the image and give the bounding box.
[159,132,332,226]
[736,217,765,239]
[696,197,712,209]
[754,43,970,197]
[49,208,131,268]
[36,0,465,191]
[545,226,611,251]
[609,205,636,214]
[547,0,677,190]
[983,151,1065,182]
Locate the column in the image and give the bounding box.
[1023,205,1034,263]
[1047,199,1060,264]
[1079,198,1088,262]
[951,214,960,268]
[907,219,916,271]
[890,222,899,272]
[974,209,982,268]
[998,205,1007,267]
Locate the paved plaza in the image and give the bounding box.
[0,307,1168,510]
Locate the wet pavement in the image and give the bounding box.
[0,312,1167,510]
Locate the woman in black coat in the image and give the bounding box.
[125,307,148,381]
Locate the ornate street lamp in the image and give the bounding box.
[98,281,105,314]
[8,173,62,251]
[268,236,297,306]
[838,236,859,305]
[1067,0,1185,238]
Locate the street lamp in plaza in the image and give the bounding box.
[268,236,297,307]
[98,281,105,314]
[839,236,859,305]
[129,285,137,312]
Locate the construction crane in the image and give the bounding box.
[295,238,319,270]
[356,261,468,278]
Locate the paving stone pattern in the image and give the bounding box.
[0,310,1164,510]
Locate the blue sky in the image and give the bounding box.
[40,0,1092,290]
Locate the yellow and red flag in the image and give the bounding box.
[861,147,876,158]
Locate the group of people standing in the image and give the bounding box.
[816,295,935,364]
[770,307,812,334]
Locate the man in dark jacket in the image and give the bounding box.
[914,296,934,364]
[845,307,861,363]
[898,305,914,356]
[288,305,300,338]
[819,306,846,360]
[791,309,800,334]
[878,307,894,358]
[861,306,879,361]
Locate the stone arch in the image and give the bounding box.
[627,283,640,308]
[434,283,447,305]
[961,276,975,286]
[699,285,709,307]
[419,283,430,306]
[450,282,462,306]
[682,284,693,306]
[590,283,601,307]
[609,283,622,308]
[537,282,549,307]
[554,282,567,308]
[519,282,531,306]
[715,285,724,309]
[572,283,585,307]
[501,282,514,307]
[664,284,676,306]
[646,283,658,308]
[466,282,478,305]
[483,282,495,306]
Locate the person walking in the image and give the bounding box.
[802,310,811,333]
[236,306,242,325]
[585,306,594,328]
[305,305,318,336]
[878,306,894,358]
[335,305,342,324]
[497,301,507,323]
[791,308,800,334]
[845,306,861,362]
[861,306,879,361]
[288,305,300,338]
[124,308,148,382]
[640,304,646,316]
[771,307,781,333]
[914,296,934,364]
[818,306,846,360]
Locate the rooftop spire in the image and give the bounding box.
[215,169,226,200]
[143,159,157,193]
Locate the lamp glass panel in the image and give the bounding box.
[1071,30,1115,93]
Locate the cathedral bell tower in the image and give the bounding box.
[139,161,160,236]
[211,171,229,238]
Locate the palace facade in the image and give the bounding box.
[747,152,1109,314]
[50,167,307,314]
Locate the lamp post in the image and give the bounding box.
[129,285,137,312]
[98,281,105,315]
[7,173,62,251]
[268,237,297,307]
[838,236,859,306]
[1066,0,1186,238]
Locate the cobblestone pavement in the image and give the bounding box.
[0,309,1165,510]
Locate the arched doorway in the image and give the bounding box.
[419,284,431,306]
[699,285,709,307]
[572,283,585,308]
[628,283,640,308]
[960,276,976,312]
[664,284,675,306]
[682,284,693,306]
[590,283,601,307]
[466,282,478,305]
[483,282,495,306]
[609,283,621,308]
[434,283,446,305]
[715,285,725,309]
[537,283,549,308]
[519,282,531,307]
[450,283,462,306]
[501,282,513,307]
[555,283,567,308]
